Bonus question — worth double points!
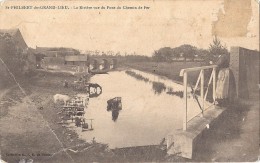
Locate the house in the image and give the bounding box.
[34,46,81,69]
[36,46,79,57]
[28,48,45,68]
[64,55,88,72]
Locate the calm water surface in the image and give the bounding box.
[72,69,206,148]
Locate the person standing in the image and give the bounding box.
[210,53,236,106]
[63,80,68,88]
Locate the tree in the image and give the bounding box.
[152,50,163,62]
[152,47,173,62]
[115,51,121,56]
[101,51,106,56]
[72,49,80,55]
[174,44,197,62]
[172,48,181,60]
[95,50,100,55]
[107,50,114,56]
[125,54,150,62]
[196,48,209,59]
[208,36,229,57]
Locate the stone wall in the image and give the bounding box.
[230,47,259,99]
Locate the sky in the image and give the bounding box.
[0,0,259,56]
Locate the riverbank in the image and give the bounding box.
[0,70,114,163]
[124,61,204,84]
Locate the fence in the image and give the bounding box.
[179,65,217,131]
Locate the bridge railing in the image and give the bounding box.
[179,65,217,131]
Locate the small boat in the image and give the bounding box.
[107,97,122,111]
[86,83,102,98]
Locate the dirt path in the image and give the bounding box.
[208,99,259,162]
[192,98,259,162]
[0,89,8,100]
[0,86,16,101]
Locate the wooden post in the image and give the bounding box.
[213,68,216,104]
[183,72,188,131]
[90,119,93,130]
[201,70,204,110]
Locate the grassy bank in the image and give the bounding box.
[125,70,185,97]
[124,61,217,103]
[124,61,204,85]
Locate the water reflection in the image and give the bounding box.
[126,70,183,96]
[125,70,149,83]
[111,110,120,121]
[166,87,183,98]
[152,81,166,94]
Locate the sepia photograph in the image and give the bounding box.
[0,0,259,162]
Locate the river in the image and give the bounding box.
[71,69,207,148]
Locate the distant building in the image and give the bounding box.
[28,48,45,69]
[36,46,79,57]
[64,55,89,72]
[35,47,81,69]
[65,55,88,65]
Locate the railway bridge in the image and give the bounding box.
[88,57,118,71]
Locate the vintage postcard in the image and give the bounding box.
[0,0,259,162]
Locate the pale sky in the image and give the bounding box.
[0,0,259,56]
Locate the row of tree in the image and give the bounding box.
[87,37,229,63]
[152,37,229,62]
